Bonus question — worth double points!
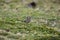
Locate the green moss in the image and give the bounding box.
[0,0,60,40]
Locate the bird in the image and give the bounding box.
[28,2,37,8]
[24,16,31,23]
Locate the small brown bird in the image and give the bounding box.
[24,16,31,23]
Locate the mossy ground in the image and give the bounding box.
[0,0,60,40]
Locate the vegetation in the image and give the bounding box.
[0,0,60,40]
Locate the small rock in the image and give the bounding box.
[16,33,22,36]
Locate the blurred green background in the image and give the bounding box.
[0,0,60,40]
